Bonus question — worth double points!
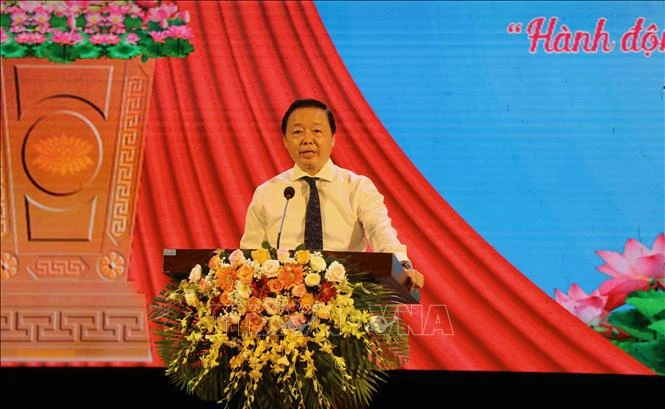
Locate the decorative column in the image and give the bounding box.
[1,57,154,361]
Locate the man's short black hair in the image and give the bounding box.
[281,98,336,136]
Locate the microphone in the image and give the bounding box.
[276,186,295,249]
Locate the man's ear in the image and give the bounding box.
[331,134,336,148]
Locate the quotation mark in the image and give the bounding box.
[507,22,523,34]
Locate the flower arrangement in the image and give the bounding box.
[555,233,664,374]
[0,0,193,63]
[151,245,409,409]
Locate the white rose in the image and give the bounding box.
[325,261,346,283]
[309,256,327,272]
[262,260,280,278]
[188,264,202,282]
[229,249,246,266]
[304,272,321,287]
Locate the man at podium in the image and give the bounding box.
[240,98,424,291]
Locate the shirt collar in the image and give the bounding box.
[290,159,335,182]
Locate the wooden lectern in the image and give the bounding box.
[163,249,420,304]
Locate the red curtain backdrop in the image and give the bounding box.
[124,1,651,373]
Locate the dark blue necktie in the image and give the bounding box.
[303,176,323,249]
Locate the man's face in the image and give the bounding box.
[283,107,335,175]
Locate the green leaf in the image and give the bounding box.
[608,309,655,341]
[147,21,162,31]
[162,38,195,58]
[177,40,194,57]
[38,42,80,63]
[613,339,665,375]
[294,243,306,251]
[107,42,141,59]
[139,40,163,59]
[76,15,86,28]
[162,37,180,57]
[647,319,665,337]
[124,16,143,30]
[0,41,27,58]
[49,15,68,30]
[625,289,665,319]
[74,42,101,59]
[0,13,11,30]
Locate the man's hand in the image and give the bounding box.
[401,269,425,291]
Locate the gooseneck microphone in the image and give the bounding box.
[276,186,295,249]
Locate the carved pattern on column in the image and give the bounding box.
[109,76,145,242]
[28,257,87,278]
[98,251,125,280]
[1,308,149,342]
[1,252,18,280]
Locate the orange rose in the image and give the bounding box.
[291,283,307,298]
[241,312,266,334]
[247,297,264,313]
[208,255,221,270]
[268,279,284,293]
[263,297,282,315]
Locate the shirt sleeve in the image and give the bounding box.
[239,187,267,250]
[356,177,409,262]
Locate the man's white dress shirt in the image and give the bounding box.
[240,160,409,262]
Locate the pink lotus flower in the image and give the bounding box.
[16,1,41,13]
[85,12,103,26]
[107,12,125,27]
[126,4,143,18]
[0,28,9,44]
[89,33,120,45]
[165,25,193,40]
[149,30,167,43]
[50,30,83,45]
[146,3,179,28]
[555,283,608,326]
[125,33,139,45]
[596,233,665,310]
[11,10,29,25]
[14,32,46,44]
[33,10,50,25]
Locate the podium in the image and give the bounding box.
[163,249,420,304]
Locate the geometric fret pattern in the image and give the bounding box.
[109,77,146,241]
[1,308,149,343]
[28,257,88,279]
